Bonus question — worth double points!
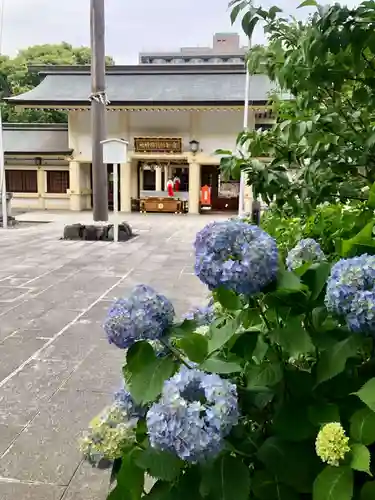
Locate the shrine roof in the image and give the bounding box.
[5,64,285,107]
[3,123,72,156]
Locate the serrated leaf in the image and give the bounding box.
[350,407,375,445]
[252,334,268,362]
[208,319,237,354]
[355,378,375,412]
[200,357,242,374]
[215,287,241,311]
[277,269,306,291]
[316,336,360,385]
[108,450,144,500]
[302,262,331,301]
[350,443,371,475]
[313,466,353,500]
[270,317,314,357]
[298,0,318,7]
[252,470,299,500]
[179,334,208,363]
[258,437,319,493]
[247,361,282,388]
[125,354,175,404]
[135,448,183,482]
[211,455,250,500]
[308,403,340,427]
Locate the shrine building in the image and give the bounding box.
[4,34,276,214]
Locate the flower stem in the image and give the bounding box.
[160,339,193,369]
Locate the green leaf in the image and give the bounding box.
[316,336,360,385]
[302,262,331,300]
[211,455,250,500]
[258,437,319,493]
[125,354,175,404]
[350,407,375,445]
[208,319,237,354]
[231,332,258,360]
[270,317,314,357]
[350,443,371,475]
[308,403,340,427]
[200,357,242,374]
[108,450,144,500]
[367,182,375,209]
[215,287,241,311]
[230,0,247,25]
[274,402,315,441]
[313,466,353,500]
[298,0,318,7]
[179,334,208,363]
[277,269,306,292]
[252,470,299,500]
[355,378,375,412]
[144,481,172,500]
[252,334,269,362]
[135,448,183,482]
[242,12,259,39]
[127,341,155,372]
[341,221,375,257]
[247,361,282,389]
[361,482,375,500]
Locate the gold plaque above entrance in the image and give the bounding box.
[134,137,182,154]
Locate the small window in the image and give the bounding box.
[47,170,69,193]
[6,170,37,193]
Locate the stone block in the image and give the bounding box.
[63,223,84,240]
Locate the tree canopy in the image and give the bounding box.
[1,42,115,123]
[222,0,375,214]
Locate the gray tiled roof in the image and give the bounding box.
[7,66,279,105]
[3,124,71,154]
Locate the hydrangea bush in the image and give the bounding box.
[82,218,375,500]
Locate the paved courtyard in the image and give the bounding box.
[0,212,225,500]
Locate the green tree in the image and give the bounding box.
[223,0,375,213]
[2,42,115,123]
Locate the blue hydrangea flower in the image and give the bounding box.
[182,304,215,326]
[346,291,375,334]
[114,387,146,418]
[194,221,278,295]
[286,238,326,271]
[146,366,238,462]
[325,255,375,317]
[104,285,175,349]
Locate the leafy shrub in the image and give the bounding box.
[81,213,375,500]
[261,202,373,260]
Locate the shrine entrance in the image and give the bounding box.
[201,165,239,212]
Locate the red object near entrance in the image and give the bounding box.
[200,185,211,206]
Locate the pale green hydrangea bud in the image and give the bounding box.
[80,403,137,466]
[315,422,350,467]
[195,325,210,337]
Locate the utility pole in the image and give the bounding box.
[90,0,108,221]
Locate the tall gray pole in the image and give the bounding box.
[90,0,108,221]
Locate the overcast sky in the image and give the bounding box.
[2,0,360,63]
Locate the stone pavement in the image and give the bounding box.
[0,212,226,500]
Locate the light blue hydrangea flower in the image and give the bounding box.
[325,255,375,317]
[346,290,375,334]
[114,387,146,418]
[104,285,175,349]
[182,304,215,326]
[194,221,278,295]
[286,238,326,271]
[146,366,238,462]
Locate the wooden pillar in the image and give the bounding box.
[120,162,132,212]
[155,166,162,192]
[69,161,83,211]
[37,168,46,210]
[188,162,201,214]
